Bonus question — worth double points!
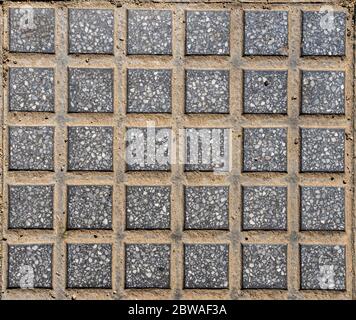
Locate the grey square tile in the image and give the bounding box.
[184,244,229,289]
[300,128,345,172]
[125,244,171,288]
[9,67,55,112]
[126,186,170,230]
[9,8,55,53]
[67,185,112,230]
[243,128,287,172]
[9,185,53,229]
[300,245,346,290]
[185,70,229,114]
[244,11,288,56]
[127,10,172,55]
[301,11,346,56]
[185,128,229,172]
[126,127,171,171]
[127,69,172,113]
[8,244,53,288]
[242,186,287,230]
[243,70,288,114]
[185,11,230,55]
[9,126,54,171]
[184,186,229,230]
[300,187,345,231]
[67,244,112,288]
[242,244,287,289]
[68,9,114,54]
[301,71,345,115]
[68,68,113,113]
[68,126,113,171]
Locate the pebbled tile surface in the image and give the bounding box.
[9,185,54,229]
[9,67,55,112]
[68,68,114,113]
[9,8,55,53]
[125,244,171,288]
[0,1,354,301]
[68,9,114,54]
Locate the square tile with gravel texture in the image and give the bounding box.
[301,71,345,115]
[301,187,345,231]
[185,11,230,55]
[185,70,229,114]
[68,68,113,113]
[125,244,171,288]
[9,185,53,229]
[68,9,114,54]
[127,69,172,113]
[184,244,228,289]
[243,70,288,114]
[300,245,346,290]
[301,11,346,56]
[184,186,229,230]
[185,128,229,172]
[9,68,55,112]
[300,128,344,173]
[244,11,288,56]
[242,186,287,230]
[8,244,53,288]
[68,126,113,171]
[243,128,287,172]
[67,185,112,230]
[126,127,171,171]
[9,8,55,53]
[9,126,54,171]
[242,244,287,289]
[126,186,170,230]
[127,10,172,55]
[67,244,112,288]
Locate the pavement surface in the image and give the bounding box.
[0,0,355,300]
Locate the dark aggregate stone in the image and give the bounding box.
[300,186,345,231]
[68,9,114,54]
[184,186,229,230]
[243,128,287,172]
[125,244,171,288]
[242,244,287,289]
[127,69,172,113]
[185,69,229,114]
[242,186,287,230]
[9,8,55,53]
[185,11,230,55]
[301,71,345,115]
[8,244,52,288]
[185,128,229,172]
[126,127,171,171]
[68,126,113,171]
[68,68,113,113]
[9,185,53,229]
[301,11,346,56]
[67,185,112,230]
[67,244,112,288]
[127,10,172,55]
[9,67,55,112]
[243,70,288,114]
[126,186,170,230]
[184,244,229,289]
[9,126,54,171]
[244,11,288,56]
[300,128,345,172]
[300,245,346,290]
